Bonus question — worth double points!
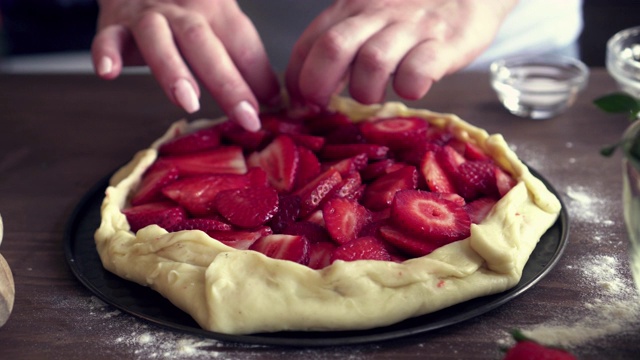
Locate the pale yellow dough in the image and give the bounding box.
[95,97,561,334]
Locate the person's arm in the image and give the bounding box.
[91,0,280,131]
[285,0,518,109]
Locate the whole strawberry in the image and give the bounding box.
[503,331,576,360]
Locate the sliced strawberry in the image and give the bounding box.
[156,146,247,176]
[394,139,441,166]
[210,226,272,250]
[324,153,369,177]
[319,143,389,161]
[261,114,306,135]
[363,161,411,180]
[369,207,391,222]
[214,186,279,228]
[308,241,337,270]
[247,135,299,192]
[249,234,310,264]
[303,111,352,135]
[168,218,233,233]
[324,123,365,144]
[323,198,371,244]
[321,172,363,205]
[260,115,306,136]
[420,150,456,194]
[288,133,325,152]
[294,169,342,217]
[435,145,466,179]
[130,162,179,206]
[384,163,411,175]
[269,194,301,233]
[158,126,221,155]
[389,253,409,263]
[361,166,418,211]
[293,146,321,190]
[360,159,397,182]
[446,138,467,155]
[359,117,428,152]
[463,142,491,161]
[161,173,251,216]
[357,218,386,238]
[213,227,272,249]
[220,125,272,153]
[464,197,497,224]
[425,127,454,146]
[454,161,500,200]
[390,190,471,245]
[282,221,332,243]
[495,167,517,196]
[246,167,269,188]
[331,236,392,263]
[352,184,367,203]
[378,225,440,257]
[303,209,325,227]
[436,192,466,207]
[122,201,186,233]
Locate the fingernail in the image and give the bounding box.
[233,101,261,132]
[173,79,200,114]
[97,56,112,76]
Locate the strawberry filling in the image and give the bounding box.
[122,113,517,269]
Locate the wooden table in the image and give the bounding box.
[0,69,638,359]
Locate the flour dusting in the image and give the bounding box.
[565,185,615,225]
[31,292,376,359]
[500,254,640,350]
[32,293,236,359]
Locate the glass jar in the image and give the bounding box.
[622,119,640,292]
[607,26,640,98]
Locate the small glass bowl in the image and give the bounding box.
[607,26,640,99]
[490,55,589,120]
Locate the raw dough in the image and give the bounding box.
[95,97,561,334]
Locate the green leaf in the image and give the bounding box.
[511,329,529,342]
[600,142,620,157]
[593,93,640,120]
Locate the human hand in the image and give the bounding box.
[91,0,280,131]
[285,0,517,109]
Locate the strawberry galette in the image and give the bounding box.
[95,97,561,335]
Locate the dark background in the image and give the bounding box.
[0,0,638,67]
[579,0,639,66]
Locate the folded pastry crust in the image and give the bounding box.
[95,97,561,334]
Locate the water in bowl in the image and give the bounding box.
[492,65,581,119]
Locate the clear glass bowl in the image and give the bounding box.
[490,55,589,120]
[607,26,640,99]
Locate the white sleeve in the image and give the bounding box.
[467,0,584,70]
